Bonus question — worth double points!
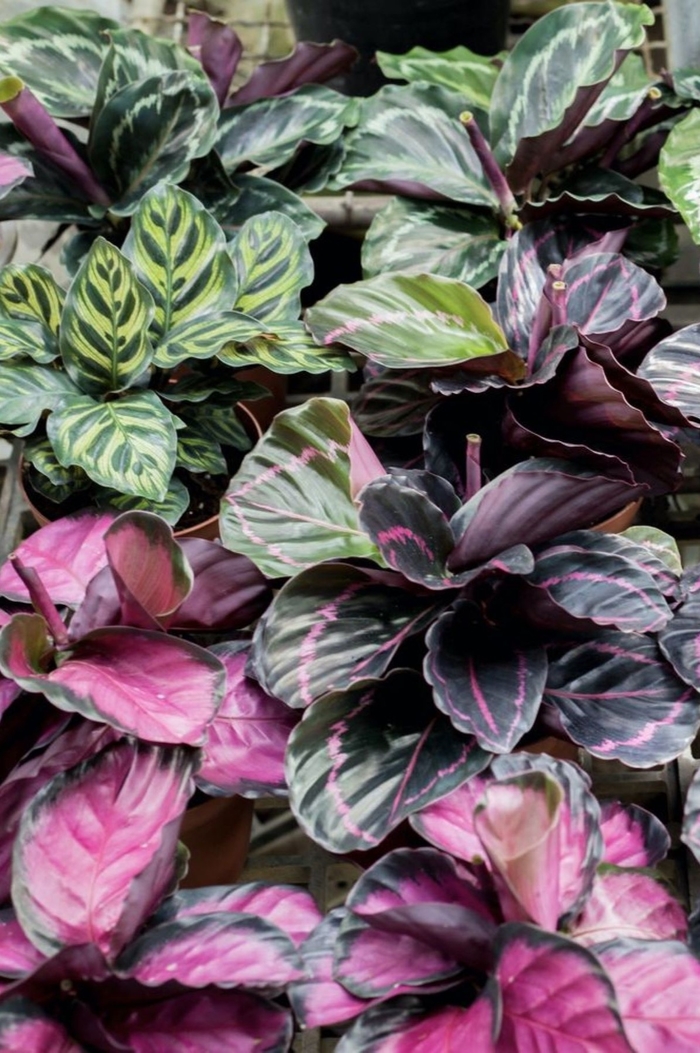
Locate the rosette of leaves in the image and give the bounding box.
[0,735,322,1049]
[307,222,688,496]
[290,752,700,1052]
[330,0,689,286]
[0,181,352,525]
[221,396,700,853]
[0,6,359,258]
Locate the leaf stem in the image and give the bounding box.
[465,433,482,501]
[460,110,521,231]
[9,555,69,647]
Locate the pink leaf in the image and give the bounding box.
[571,870,687,947]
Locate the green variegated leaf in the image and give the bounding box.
[161,372,267,404]
[0,361,81,432]
[0,129,94,224]
[93,27,204,118]
[333,83,497,206]
[221,398,380,577]
[59,238,155,395]
[23,436,89,498]
[490,0,654,189]
[0,7,117,117]
[176,428,227,475]
[25,460,90,505]
[46,391,179,501]
[211,175,325,241]
[217,322,354,374]
[152,312,266,368]
[362,198,504,284]
[376,45,503,110]
[306,272,516,371]
[88,71,219,217]
[95,478,189,526]
[0,318,56,364]
[584,53,653,127]
[122,183,237,341]
[178,403,251,450]
[0,264,64,338]
[229,212,313,323]
[216,85,358,171]
[659,109,700,244]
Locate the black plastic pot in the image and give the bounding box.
[285,0,510,95]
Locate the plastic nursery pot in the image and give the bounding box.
[179,795,255,889]
[284,0,510,96]
[592,497,643,535]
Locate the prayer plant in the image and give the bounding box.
[221,397,700,854]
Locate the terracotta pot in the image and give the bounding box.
[179,795,254,888]
[592,497,643,535]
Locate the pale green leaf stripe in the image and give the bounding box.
[220,174,325,242]
[89,71,219,217]
[230,212,313,323]
[216,85,358,170]
[660,109,700,245]
[377,45,502,110]
[0,7,117,116]
[95,477,189,525]
[47,391,179,501]
[0,264,65,338]
[220,398,380,578]
[584,52,651,128]
[0,318,56,364]
[23,436,88,488]
[332,83,497,207]
[123,184,237,340]
[152,310,266,368]
[490,0,653,166]
[0,361,81,428]
[94,27,205,117]
[180,404,251,449]
[176,429,228,475]
[217,324,355,375]
[60,238,155,395]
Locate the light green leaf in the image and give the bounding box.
[152,311,266,368]
[218,322,355,375]
[47,391,179,501]
[0,263,64,338]
[583,52,652,128]
[229,212,313,323]
[0,318,56,364]
[0,361,81,432]
[0,7,117,117]
[216,85,358,171]
[306,272,513,370]
[332,83,497,207]
[93,26,204,118]
[622,525,683,577]
[212,175,325,241]
[59,238,155,395]
[176,428,228,475]
[88,71,219,216]
[95,477,189,526]
[362,198,504,285]
[377,45,503,110]
[660,108,700,244]
[220,398,381,577]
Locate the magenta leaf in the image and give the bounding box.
[172,540,271,631]
[159,883,322,947]
[12,740,195,960]
[104,988,293,1053]
[103,512,192,621]
[286,670,491,853]
[493,923,631,1051]
[0,997,82,1052]
[115,913,303,991]
[336,995,498,1052]
[409,774,493,864]
[544,631,700,766]
[0,155,33,200]
[197,641,298,798]
[345,847,497,967]
[600,800,670,868]
[597,938,700,1051]
[571,869,687,947]
[0,512,114,607]
[348,416,386,499]
[229,40,358,106]
[0,912,45,979]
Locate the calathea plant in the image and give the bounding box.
[0,5,359,257]
[221,397,700,853]
[290,752,700,1052]
[0,181,350,526]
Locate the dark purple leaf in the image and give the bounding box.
[571,869,687,947]
[104,988,293,1053]
[544,631,700,766]
[0,512,114,607]
[448,459,643,570]
[115,913,303,991]
[0,912,45,979]
[197,641,298,798]
[286,670,491,853]
[425,605,546,753]
[335,995,497,1052]
[252,563,442,709]
[173,541,271,631]
[638,323,700,424]
[160,883,322,948]
[12,741,195,960]
[228,41,358,106]
[0,944,109,1005]
[0,997,82,1052]
[584,338,691,429]
[658,604,700,696]
[596,939,700,1051]
[353,368,441,438]
[681,765,700,866]
[559,253,665,338]
[187,11,242,106]
[346,848,497,968]
[103,512,192,622]
[492,923,631,1052]
[409,774,493,864]
[599,800,670,868]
